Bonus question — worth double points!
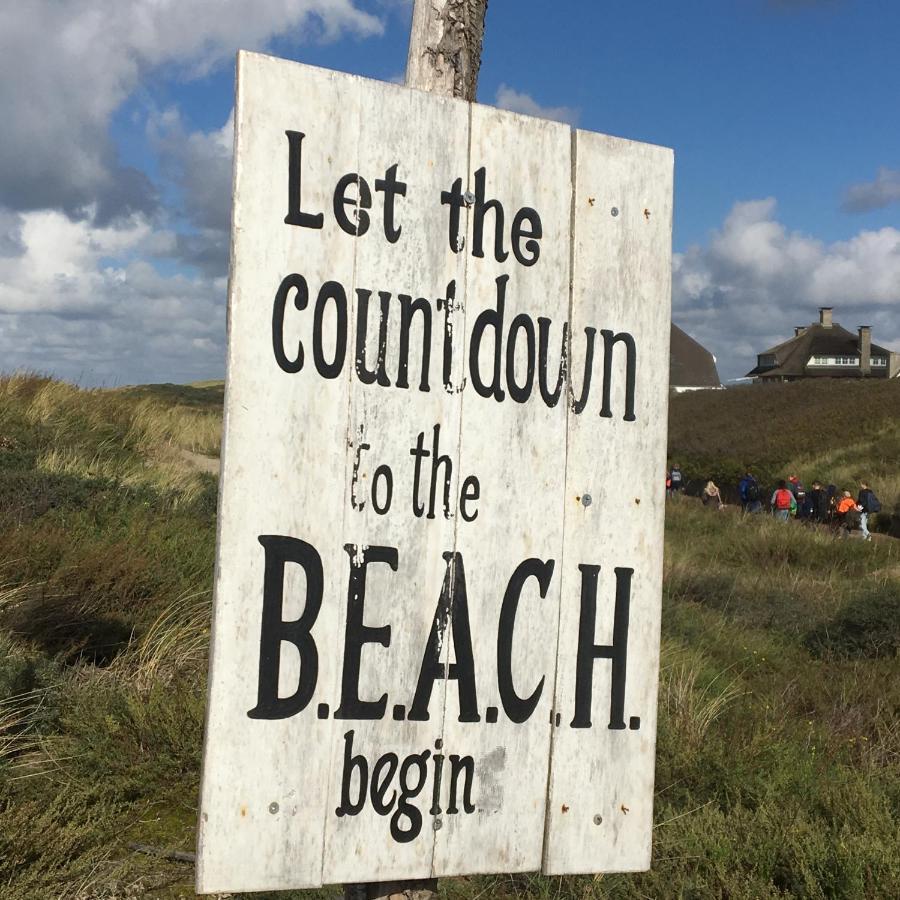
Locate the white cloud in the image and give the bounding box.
[674,199,900,381]
[0,210,225,385]
[493,84,579,126]
[0,1,384,221]
[842,167,900,213]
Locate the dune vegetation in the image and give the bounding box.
[668,379,900,530]
[0,374,897,898]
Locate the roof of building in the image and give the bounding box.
[745,322,893,378]
[670,324,721,388]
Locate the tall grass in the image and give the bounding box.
[1,375,897,897]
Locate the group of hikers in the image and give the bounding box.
[665,465,881,540]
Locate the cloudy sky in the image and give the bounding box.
[0,0,898,385]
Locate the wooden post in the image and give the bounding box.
[405,0,488,101]
[342,2,487,899]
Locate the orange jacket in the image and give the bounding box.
[836,496,857,515]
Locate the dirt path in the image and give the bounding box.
[179,448,220,476]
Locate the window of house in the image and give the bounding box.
[872,357,887,367]
[808,355,860,367]
[759,354,776,367]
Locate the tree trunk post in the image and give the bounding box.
[342,2,488,899]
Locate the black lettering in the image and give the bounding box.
[570,327,597,414]
[335,545,397,721]
[397,295,432,391]
[248,535,322,720]
[284,131,324,229]
[370,752,399,815]
[409,552,480,723]
[505,313,536,404]
[472,167,508,262]
[440,177,466,253]
[537,317,567,407]
[437,281,458,393]
[511,207,542,266]
[409,431,428,518]
[459,475,480,523]
[427,424,452,521]
[391,751,430,842]
[375,163,407,243]
[354,289,391,386]
[335,730,367,817]
[333,172,372,236]
[469,274,508,402]
[447,755,475,814]
[570,565,633,729]
[599,330,637,421]
[271,274,308,373]
[497,558,555,723]
[372,465,393,515]
[313,281,348,379]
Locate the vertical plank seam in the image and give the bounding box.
[540,124,579,873]
[430,94,474,879]
[319,78,366,886]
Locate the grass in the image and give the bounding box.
[668,379,900,531]
[0,375,898,897]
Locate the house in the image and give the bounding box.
[670,324,722,392]
[746,308,900,382]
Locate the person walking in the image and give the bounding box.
[771,480,794,523]
[857,481,880,541]
[836,490,861,539]
[808,480,828,524]
[702,480,724,509]
[669,464,684,498]
[739,470,762,513]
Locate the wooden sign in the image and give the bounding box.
[197,50,673,894]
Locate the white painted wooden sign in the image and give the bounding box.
[197,50,673,894]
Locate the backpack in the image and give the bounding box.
[775,489,793,510]
[746,481,760,502]
[670,468,682,485]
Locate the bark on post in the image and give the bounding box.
[405,0,489,101]
[343,2,488,899]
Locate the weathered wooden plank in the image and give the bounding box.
[198,52,673,895]
[196,53,363,893]
[321,79,471,885]
[542,132,673,875]
[431,103,573,876]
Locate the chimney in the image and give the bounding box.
[858,326,871,376]
[794,326,806,337]
[819,307,833,328]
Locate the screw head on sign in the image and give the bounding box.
[581,494,592,507]
[610,207,619,217]
[433,818,443,830]
[463,190,476,206]
[593,814,603,825]
[268,802,279,814]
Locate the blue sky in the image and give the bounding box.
[1,0,898,384]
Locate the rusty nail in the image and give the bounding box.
[588,197,595,206]
[561,804,570,813]
[620,804,629,814]
[644,208,651,219]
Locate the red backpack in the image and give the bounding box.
[774,489,793,510]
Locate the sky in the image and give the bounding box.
[0,0,898,385]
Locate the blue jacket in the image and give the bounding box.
[739,475,758,501]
